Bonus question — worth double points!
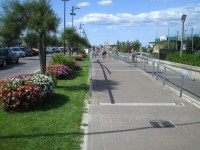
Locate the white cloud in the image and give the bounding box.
[77,2,90,7]
[75,3,200,29]
[98,0,113,6]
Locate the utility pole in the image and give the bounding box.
[79,23,84,37]
[180,14,187,57]
[62,0,69,55]
[70,6,80,28]
[176,31,179,51]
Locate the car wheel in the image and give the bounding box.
[2,60,6,67]
[16,58,19,63]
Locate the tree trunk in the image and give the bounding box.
[38,33,45,74]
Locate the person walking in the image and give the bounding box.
[131,48,137,66]
[102,48,106,59]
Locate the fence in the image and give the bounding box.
[112,51,195,98]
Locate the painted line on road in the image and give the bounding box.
[166,85,200,109]
[93,69,140,72]
[99,103,184,106]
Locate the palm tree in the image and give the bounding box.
[0,0,60,74]
[25,0,60,74]
[62,27,90,56]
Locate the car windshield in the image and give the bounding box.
[12,49,21,52]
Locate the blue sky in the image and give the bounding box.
[15,0,200,46]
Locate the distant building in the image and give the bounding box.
[149,34,189,59]
[149,34,189,54]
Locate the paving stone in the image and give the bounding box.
[85,56,200,150]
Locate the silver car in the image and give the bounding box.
[10,47,26,57]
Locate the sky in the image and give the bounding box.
[3,0,200,46]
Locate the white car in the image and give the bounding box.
[10,47,26,57]
[46,47,53,54]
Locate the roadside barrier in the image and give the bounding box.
[113,51,195,98]
[90,51,93,97]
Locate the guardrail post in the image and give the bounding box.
[152,62,155,77]
[180,76,184,97]
[144,56,146,71]
[163,67,167,86]
[90,51,92,97]
[156,64,159,80]
[135,55,137,67]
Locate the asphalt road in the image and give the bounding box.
[0,55,52,80]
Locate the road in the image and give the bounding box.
[0,55,52,80]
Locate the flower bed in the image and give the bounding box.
[45,64,72,79]
[0,74,55,112]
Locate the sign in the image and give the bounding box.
[160,36,167,41]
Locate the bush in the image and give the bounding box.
[166,52,200,67]
[51,54,80,71]
[0,74,55,111]
[79,49,86,58]
[75,55,83,61]
[46,64,72,79]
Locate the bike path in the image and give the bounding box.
[84,56,200,150]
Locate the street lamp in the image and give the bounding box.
[70,6,80,28]
[176,31,179,50]
[62,0,69,55]
[79,23,84,36]
[180,14,187,57]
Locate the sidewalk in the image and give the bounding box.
[85,55,200,150]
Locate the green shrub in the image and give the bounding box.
[51,54,80,71]
[166,52,200,67]
[75,55,83,61]
[79,49,86,58]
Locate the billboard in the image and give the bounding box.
[160,36,167,41]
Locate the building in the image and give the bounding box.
[149,34,189,59]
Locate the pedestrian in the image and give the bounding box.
[102,48,106,59]
[131,48,136,63]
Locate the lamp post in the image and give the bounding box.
[70,6,80,28]
[180,14,187,57]
[62,0,69,55]
[176,31,179,50]
[79,23,84,37]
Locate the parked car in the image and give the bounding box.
[0,54,6,67]
[52,47,61,53]
[0,48,19,64]
[17,46,33,56]
[32,48,39,55]
[194,50,200,55]
[10,47,26,57]
[46,47,53,54]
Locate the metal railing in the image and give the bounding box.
[113,51,195,98]
[90,51,93,97]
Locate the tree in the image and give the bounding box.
[46,34,62,47]
[186,34,200,53]
[24,32,39,48]
[25,0,60,74]
[0,0,60,74]
[0,0,25,47]
[116,40,142,53]
[62,27,90,55]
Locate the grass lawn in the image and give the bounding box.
[0,57,90,150]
